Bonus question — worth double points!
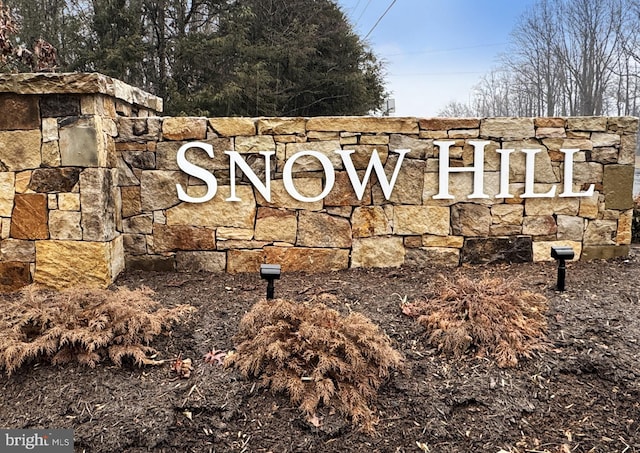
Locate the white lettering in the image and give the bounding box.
[336,148,410,200]
[559,149,595,197]
[225,151,275,202]
[496,148,515,198]
[175,142,218,203]
[282,151,335,202]
[433,140,490,199]
[521,149,556,198]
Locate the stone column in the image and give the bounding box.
[0,73,162,290]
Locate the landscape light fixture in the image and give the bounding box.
[550,246,574,291]
[260,263,281,300]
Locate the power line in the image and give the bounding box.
[355,0,372,26]
[364,0,397,40]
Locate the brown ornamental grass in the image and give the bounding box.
[225,298,403,432]
[402,274,548,368]
[0,285,194,375]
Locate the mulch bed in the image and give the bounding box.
[1,248,639,452]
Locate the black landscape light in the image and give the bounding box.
[260,263,281,300]
[550,246,574,291]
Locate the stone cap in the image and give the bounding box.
[0,72,163,113]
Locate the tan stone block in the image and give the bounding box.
[80,168,117,241]
[0,130,42,170]
[351,236,405,268]
[47,194,57,210]
[155,138,231,171]
[255,178,323,211]
[122,213,153,234]
[617,209,633,245]
[524,195,579,216]
[572,162,603,185]
[35,240,120,289]
[523,215,557,236]
[307,117,418,134]
[489,224,523,236]
[166,185,256,228]
[10,193,48,239]
[227,249,264,273]
[577,192,599,219]
[535,117,565,128]
[0,239,35,262]
[419,118,480,130]
[1,218,10,239]
[216,239,268,250]
[422,235,464,248]
[341,144,390,170]
[405,247,460,267]
[360,134,389,145]
[41,117,59,142]
[404,236,423,248]
[41,140,61,167]
[140,170,187,211]
[581,245,630,260]
[49,210,82,240]
[532,240,581,262]
[590,147,618,164]
[584,219,617,245]
[162,117,207,140]
[176,251,226,272]
[619,134,637,165]
[324,171,371,206]
[389,134,432,159]
[255,208,297,243]
[230,136,274,155]
[296,211,352,248]
[557,215,584,241]
[257,118,305,135]
[603,165,634,210]
[607,116,638,132]
[152,224,216,252]
[373,157,425,205]
[491,204,523,224]
[567,117,607,131]
[591,132,620,147]
[452,204,491,236]
[0,172,15,217]
[284,140,342,171]
[265,246,349,271]
[119,186,140,218]
[209,118,256,136]
[536,127,566,138]
[419,130,448,139]
[351,206,391,238]
[217,227,254,240]
[561,138,593,150]
[448,129,479,139]
[505,143,558,183]
[393,205,449,236]
[308,131,339,140]
[326,206,352,218]
[480,118,535,139]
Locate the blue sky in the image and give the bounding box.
[336,0,536,116]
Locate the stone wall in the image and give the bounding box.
[0,73,162,290]
[0,73,637,290]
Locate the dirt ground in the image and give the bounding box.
[1,247,639,453]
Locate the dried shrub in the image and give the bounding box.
[403,274,548,368]
[0,285,194,375]
[225,298,403,432]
